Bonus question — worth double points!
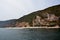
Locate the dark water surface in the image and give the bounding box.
[0,28,60,40]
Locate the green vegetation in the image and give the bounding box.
[17,5,60,23]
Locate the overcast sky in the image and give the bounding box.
[0,0,60,21]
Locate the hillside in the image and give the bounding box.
[0,4,60,27]
[16,4,60,27]
[0,19,16,27]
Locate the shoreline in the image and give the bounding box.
[0,27,60,29]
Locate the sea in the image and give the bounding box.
[0,28,60,40]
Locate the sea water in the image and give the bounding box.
[0,28,60,40]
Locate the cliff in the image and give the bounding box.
[16,4,60,27]
[0,4,60,27]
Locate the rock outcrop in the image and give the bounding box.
[0,4,60,27]
[15,5,60,27]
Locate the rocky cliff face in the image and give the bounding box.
[15,14,59,27]
[15,5,60,27]
[0,5,60,27]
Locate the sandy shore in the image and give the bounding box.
[0,26,59,29]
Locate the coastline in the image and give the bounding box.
[0,27,59,29]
